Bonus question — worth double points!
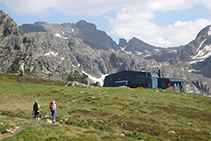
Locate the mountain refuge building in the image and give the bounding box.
[103,70,186,92]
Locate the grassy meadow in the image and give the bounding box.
[0,73,211,140]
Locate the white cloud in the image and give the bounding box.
[0,0,125,16]
[1,0,199,16]
[106,0,211,47]
[1,0,211,47]
[147,0,195,11]
[0,0,56,16]
[196,0,211,11]
[109,17,211,47]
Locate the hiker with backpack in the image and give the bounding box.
[49,100,57,123]
[33,100,41,122]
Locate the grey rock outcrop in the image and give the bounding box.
[123,37,160,55]
[118,38,127,47]
[0,10,36,74]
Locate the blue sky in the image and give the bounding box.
[1,0,211,47]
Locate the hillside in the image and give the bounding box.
[0,73,211,141]
[1,10,211,95]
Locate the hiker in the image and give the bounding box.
[33,100,41,122]
[49,100,57,123]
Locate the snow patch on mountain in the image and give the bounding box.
[208,27,211,36]
[82,71,107,86]
[54,33,69,39]
[120,46,132,54]
[54,33,61,38]
[135,51,142,55]
[189,60,203,64]
[196,39,207,53]
[171,49,177,53]
[44,50,58,56]
[145,50,149,53]
[191,44,211,64]
[20,63,24,73]
[154,49,160,52]
[193,45,211,59]
[72,64,80,68]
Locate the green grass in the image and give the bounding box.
[0,73,211,141]
[0,116,15,134]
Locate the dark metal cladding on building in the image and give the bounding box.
[103,70,186,92]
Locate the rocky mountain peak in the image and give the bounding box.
[75,20,97,30]
[0,10,23,36]
[196,25,211,40]
[73,20,119,50]
[118,38,127,47]
[186,25,211,64]
[19,23,47,33]
[124,37,158,53]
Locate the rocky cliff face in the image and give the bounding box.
[118,37,161,56]
[0,10,37,74]
[0,11,76,80]
[26,32,168,78]
[20,20,119,51]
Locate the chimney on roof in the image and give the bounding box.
[158,69,163,77]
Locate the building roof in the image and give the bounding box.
[104,70,186,83]
[159,77,186,82]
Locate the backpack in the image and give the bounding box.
[34,103,39,112]
[50,101,55,111]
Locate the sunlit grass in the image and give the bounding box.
[0,73,211,140]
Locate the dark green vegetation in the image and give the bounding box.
[0,73,211,140]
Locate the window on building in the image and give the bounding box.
[177,83,180,87]
[148,83,151,88]
[161,82,165,88]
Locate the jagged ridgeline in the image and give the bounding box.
[0,10,211,95]
[0,11,87,84]
[0,10,164,85]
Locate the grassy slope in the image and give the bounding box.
[0,74,211,141]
